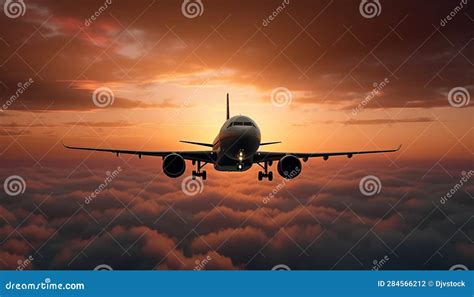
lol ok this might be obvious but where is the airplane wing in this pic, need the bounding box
[253,145,401,163]
[62,143,216,163]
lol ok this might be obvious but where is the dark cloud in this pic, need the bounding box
[0,0,472,111]
[0,80,173,111]
[0,161,472,270]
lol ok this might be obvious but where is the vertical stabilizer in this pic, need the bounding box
[226,93,230,120]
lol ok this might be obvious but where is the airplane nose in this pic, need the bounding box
[224,127,259,160]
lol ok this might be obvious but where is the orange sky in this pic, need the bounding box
[0,0,472,163]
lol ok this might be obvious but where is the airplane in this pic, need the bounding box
[64,94,401,181]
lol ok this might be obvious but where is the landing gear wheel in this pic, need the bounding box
[192,161,208,180]
[257,162,274,181]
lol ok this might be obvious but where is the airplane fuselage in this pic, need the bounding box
[212,115,261,171]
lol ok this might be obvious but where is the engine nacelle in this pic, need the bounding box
[277,155,302,179]
[163,153,186,178]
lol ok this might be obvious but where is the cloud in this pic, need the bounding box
[0,0,472,112]
[0,161,472,270]
[0,80,174,112]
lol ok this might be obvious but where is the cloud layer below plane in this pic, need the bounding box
[0,162,472,270]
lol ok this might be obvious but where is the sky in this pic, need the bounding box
[0,0,473,270]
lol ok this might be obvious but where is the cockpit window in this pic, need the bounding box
[227,121,255,128]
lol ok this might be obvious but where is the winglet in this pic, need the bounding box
[395,144,402,151]
[226,93,230,120]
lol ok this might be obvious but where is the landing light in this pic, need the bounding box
[238,164,242,169]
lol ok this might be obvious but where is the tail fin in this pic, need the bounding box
[226,93,230,120]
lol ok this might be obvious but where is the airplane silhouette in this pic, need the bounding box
[64,94,400,181]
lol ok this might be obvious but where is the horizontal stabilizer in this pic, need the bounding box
[260,141,282,146]
[180,140,214,147]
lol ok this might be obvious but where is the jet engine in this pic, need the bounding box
[277,155,302,179]
[163,153,186,178]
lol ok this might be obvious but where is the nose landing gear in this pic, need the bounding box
[192,160,207,180]
[257,161,273,181]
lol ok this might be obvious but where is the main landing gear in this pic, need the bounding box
[257,161,273,181]
[192,160,207,180]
